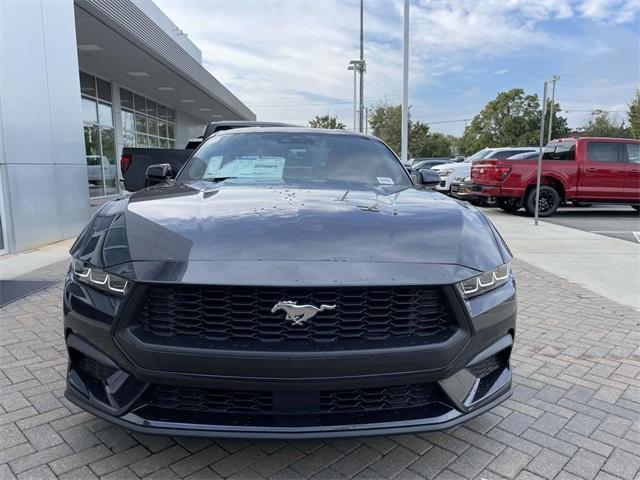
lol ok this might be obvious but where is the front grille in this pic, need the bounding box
[138,285,454,350]
[319,383,436,413]
[152,386,273,414]
[73,352,117,381]
[467,354,504,378]
[149,383,438,415]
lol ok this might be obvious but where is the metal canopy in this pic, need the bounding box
[74,1,255,122]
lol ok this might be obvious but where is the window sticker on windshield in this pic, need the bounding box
[211,156,286,179]
[377,177,394,185]
[203,156,223,178]
[252,157,285,178]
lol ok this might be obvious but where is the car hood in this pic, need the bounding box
[72,182,509,285]
[433,162,471,171]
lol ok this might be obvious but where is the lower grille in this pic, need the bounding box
[137,285,454,350]
[73,351,117,381]
[152,386,273,414]
[319,383,436,413]
[149,383,438,416]
[467,354,505,378]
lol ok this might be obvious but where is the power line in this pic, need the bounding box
[564,109,627,113]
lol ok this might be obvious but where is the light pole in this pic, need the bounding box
[359,0,365,133]
[534,81,548,226]
[401,0,409,163]
[547,75,560,143]
[348,60,364,132]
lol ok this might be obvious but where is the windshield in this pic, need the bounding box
[464,149,494,163]
[177,132,412,188]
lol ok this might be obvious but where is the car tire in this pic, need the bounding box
[497,198,521,213]
[524,186,560,217]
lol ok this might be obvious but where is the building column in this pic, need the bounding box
[0,0,90,253]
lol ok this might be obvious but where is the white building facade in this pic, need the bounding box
[0,0,254,255]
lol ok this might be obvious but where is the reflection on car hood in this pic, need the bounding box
[115,182,504,270]
[70,182,510,285]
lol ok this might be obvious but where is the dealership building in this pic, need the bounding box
[0,0,254,255]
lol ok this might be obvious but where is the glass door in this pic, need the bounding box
[80,72,118,198]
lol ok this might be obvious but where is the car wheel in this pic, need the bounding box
[497,198,521,213]
[524,186,560,217]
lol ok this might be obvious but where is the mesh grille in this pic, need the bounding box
[138,285,453,349]
[150,383,438,415]
[319,383,436,413]
[151,386,273,414]
[75,354,118,381]
[467,354,504,378]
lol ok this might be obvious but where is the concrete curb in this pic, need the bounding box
[483,208,640,311]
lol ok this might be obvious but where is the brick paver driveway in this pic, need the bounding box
[1,259,639,480]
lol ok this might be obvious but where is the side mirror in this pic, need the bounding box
[145,163,173,186]
[414,169,440,188]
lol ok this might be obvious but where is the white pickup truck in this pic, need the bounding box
[431,147,537,193]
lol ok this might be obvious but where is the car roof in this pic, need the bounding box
[508,150,540,158]
[207,120,296,127]
[213,126,381,139]
[487,146,537,151]
[550,137,639,143]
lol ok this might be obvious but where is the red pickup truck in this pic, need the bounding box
[471,137,640,216]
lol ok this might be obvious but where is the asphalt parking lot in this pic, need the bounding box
[537,205,639,244]
[1,259,639,480]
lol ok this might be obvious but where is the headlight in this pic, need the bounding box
[456,263,511,299]
[72,258,130,295]
[438,169,451,176]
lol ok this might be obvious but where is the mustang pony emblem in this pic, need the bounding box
[271,301,336,326]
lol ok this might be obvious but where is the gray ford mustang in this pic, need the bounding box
[63,127,516,438]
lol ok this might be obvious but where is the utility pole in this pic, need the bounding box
[534,81,548,226]
[547,75,559,143]
[348,61,358,132]
[358,0,365,133]
[401,0,409,163]
[365,107,369,134]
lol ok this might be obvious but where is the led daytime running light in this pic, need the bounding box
[458,263,510,299]
[72,259,129,295]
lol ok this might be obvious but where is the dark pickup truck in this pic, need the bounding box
[120,121,293,192]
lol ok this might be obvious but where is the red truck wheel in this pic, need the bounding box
[525,186,560,217]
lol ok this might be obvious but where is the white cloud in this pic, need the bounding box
[154,0,639,133]
[579,0,640,23]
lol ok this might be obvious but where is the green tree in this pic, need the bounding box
[369,103,453,157]
[411,131,453,157]
[628,89,640,139]
[458,88,568,155]
[369,103,403,153]
[582,110,628,138]
[308,115,345,130]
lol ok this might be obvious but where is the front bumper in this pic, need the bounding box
[63,274,516,438]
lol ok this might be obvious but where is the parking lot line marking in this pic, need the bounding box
[633,232,640,243]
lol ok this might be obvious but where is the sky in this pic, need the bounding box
[155,0,640,136]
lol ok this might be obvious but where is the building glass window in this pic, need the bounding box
[120,88,176,149]
[80,72,118,198]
